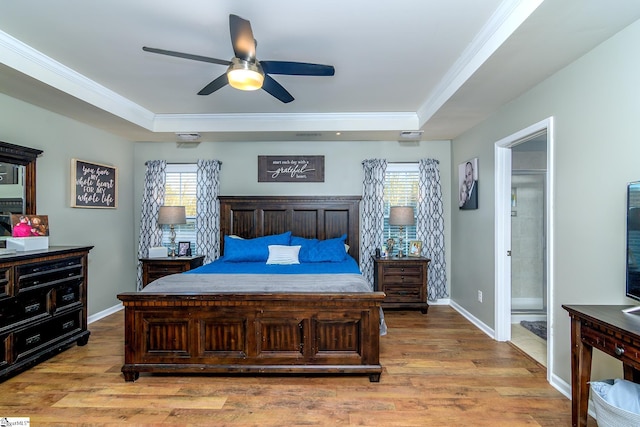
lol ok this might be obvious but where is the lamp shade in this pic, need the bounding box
[389,206,415,226]
[157,206,186,225]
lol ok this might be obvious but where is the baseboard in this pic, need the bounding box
[449,299,495,339]
[88,303,123,324]
[429,298,451,305]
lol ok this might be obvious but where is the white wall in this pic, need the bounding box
[451,18,640,385]
[0,94,136,315]
[133,139,453,294]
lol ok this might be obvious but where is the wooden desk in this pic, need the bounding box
[562,305,640,427]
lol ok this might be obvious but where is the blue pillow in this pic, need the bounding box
[306,234,347,262]
[291,236,319,262]
[224,232,291,262]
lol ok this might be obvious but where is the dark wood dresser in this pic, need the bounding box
[140,255,205,288]
[0,246,93,382]
[373,256,430,313]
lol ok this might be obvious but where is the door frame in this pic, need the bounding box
[494,117,554,381]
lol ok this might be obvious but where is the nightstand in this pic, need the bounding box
[372,256,430,313]
[139,255,205,288]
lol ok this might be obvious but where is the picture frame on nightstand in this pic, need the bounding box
[178,241,191,257]
[408,240,422,257]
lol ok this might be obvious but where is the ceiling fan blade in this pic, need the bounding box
[262,75,294,103]
[197,73,229,95]
[261,61,335,76]
[143,46,230,66]
[229,14,256,61]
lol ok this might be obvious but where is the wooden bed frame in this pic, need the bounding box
[117,196,384,382]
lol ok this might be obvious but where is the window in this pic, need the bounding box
[384,163,418,255]
[162,164,197,254]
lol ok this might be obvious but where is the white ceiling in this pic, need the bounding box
[0,0,639,143]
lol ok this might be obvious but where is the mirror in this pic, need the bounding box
[0,141,42,216]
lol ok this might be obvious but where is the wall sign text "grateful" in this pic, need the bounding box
[258,156,325,182]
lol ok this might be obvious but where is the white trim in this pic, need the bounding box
[494,143,512,342]
[88,303,123,324]
[494,116,555,384]
[449,300,495,339]
[417,0,544,125]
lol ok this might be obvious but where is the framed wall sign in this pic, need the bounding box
[71,159,118,208]
[258,155,325,182]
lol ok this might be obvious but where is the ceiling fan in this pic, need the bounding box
[142,14,335,103]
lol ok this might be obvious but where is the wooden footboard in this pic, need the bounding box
[117,292,384,382]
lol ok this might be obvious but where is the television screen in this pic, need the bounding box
[626,182,640,301]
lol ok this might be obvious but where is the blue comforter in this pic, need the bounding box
[184,254,362,275]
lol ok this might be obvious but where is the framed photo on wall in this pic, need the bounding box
[458,157,478,210]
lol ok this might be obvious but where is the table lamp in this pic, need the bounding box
[389,206,415,257]
[158,206,186,257]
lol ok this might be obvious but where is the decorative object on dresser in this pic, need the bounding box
[157,206,186,257]
[139,255,205,288]
[389,206,415,257]
[373,256,430,313]
[0,246,93,382]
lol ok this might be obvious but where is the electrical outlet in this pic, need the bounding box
[477,290,483,303]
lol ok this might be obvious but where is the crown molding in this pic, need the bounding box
[0,29,155,128]
[416,0,544,126]
[153,112,419,133]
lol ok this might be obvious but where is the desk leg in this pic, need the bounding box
[570,315,592,427]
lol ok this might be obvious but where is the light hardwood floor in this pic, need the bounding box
[0,306,595,426]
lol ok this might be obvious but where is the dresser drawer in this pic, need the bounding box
[581,321,640,363]
[147,263,187,276]
[383,284,423,303]
[16,257,83,291]
[12,310,83,362]
[0,267,11,299]
[54,281,82,312]
[382,266,423,284]
[0,287,50,330]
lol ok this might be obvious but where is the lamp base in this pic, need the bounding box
[397,250,405,258]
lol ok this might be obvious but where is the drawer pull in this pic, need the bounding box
[62,320,75,330]
[615,345,625,356]
[26,334,41,345]
[62,293,75,302]
[24,303,40,313]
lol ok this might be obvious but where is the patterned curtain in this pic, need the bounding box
[196,159,222,264]
[417,158,448,300]
[136,160,166,290]
[360,159,387,290]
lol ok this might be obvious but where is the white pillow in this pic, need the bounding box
[266,245,301,265]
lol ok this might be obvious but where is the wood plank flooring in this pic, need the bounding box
[0,306,595,426]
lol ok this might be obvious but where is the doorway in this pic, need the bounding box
[510,144,547,366]
[494,117,554,381]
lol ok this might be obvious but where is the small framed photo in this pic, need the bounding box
[178,241,191,257]
[408,240,422,257]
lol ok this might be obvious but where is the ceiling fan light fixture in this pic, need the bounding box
[227,58,264,91]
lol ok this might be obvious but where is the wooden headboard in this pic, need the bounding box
[219,196,361,263]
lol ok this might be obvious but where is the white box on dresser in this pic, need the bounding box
[6,236,49,251]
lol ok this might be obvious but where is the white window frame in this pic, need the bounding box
[162,164,197,255]
[383,163,419,256]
